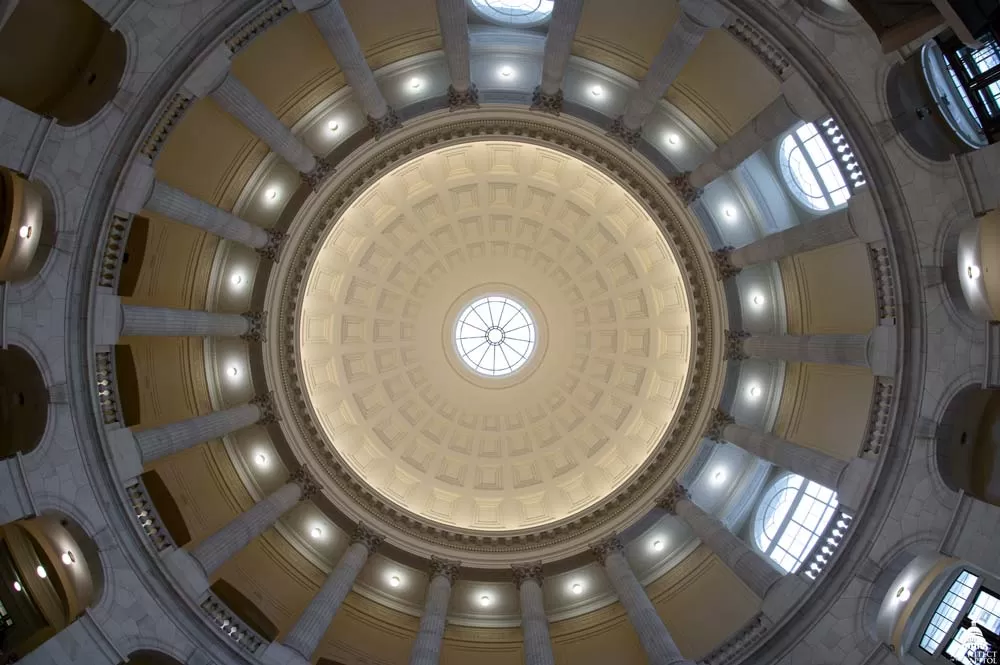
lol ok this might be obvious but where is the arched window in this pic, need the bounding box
[467,0,554,27]
[753,473,838,573]
[778,123,852,212]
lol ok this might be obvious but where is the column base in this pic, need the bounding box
[368,107,401,139]
[256,229,286,262]
[607,116,642,148]
[448,84,480,111]
[260,641,310,665]
[531,87,564,115]
[761,573,808,623]
[669,172,702,205]
[162,548,210,599]
[302,157,335,191]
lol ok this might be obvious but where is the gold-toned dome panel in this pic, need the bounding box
[299,140,692,532]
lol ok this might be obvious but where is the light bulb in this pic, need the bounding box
[896,586,911,602]
[409,77,422,89]
[723,207,736,219]
[752,294,764,306]
[968,265,982,280]
[590,85,603,97]
[652,539,664,551]
[12,581,21,592]
[327,120,339,132]
[18,225,32,239]
[748,385,760,398]
[666,133,680,146]
[254,452,268,468]
[500,66,513,78]
[36,566,47,579]
[390,575,401,588]
[229,366,239,377]
[61,551,76,566]
[571,583,583,595]
[311,527,323,539]
[713,469,726,484]
[231,273,243,286]
[266,188,279,201]
[480,595,491,606]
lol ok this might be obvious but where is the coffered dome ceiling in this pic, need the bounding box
[296,140,693,532]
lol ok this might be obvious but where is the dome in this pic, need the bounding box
[295,139,693,533]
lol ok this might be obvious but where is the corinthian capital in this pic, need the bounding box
[656,481,691,515]
[511,562,544,589]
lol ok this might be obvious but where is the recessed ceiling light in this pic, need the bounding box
[311,527,323,539]
[652,539,664,551]
[748,385,761,398]
[752,294,765,306]
[36,566,47,579]
[327,120,339,132]
[12,581,21,592]
[480,594,491,606]
[254,452,268,468]
[409,77,422,89]
[895,586,911,602]
[571,583,583,595]
[390,575,401,587]
[266,188,279,201]
[18,225,32,239]
[713,469,726,484]
[666,133,680,146]
[231,273,244,286]
[61,551,76,566]
[229,366,239,377]
[723,206,736,219]
[590,85,603,97]
[500,66,513,77]
[968,265,981,280]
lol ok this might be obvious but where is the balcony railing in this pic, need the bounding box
[95,351,122,426]
[802,510,854,581]
[200,594,267,655]
[817,117,867,193]
[126,480,175,552]
[97,213,132,291]
[700,613,768,665]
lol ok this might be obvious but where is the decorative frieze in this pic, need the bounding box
[531,87,564,115]
[725,16,792,81]
[240,311,267,343]
[705,409,735,441]
[225,0,294,55]
[511,562,545,588]
[250,392,279,425]
[861,379,894,455]
[589,535,624,566]
[368,108,402,139]
[448,84,480,111]
[350,523,385,554]
[139,92,194,160]
[724,330,751,361]
[429,556,462,585]
[655,481,691,515]
[608,116,642,148]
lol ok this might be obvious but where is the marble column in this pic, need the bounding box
[591,537,694,665]
[437,0,477,110]
[710,193,882,279]
[610,0,728,146]
[657,482,781,598]
[704,410,874,511]
[132,394,276,464]
[673,75,826,201]
[513,563,554,665]
[294,0,400,136]
[121,305,265,340]
[266,524,384,664]
[191,468,319,577]
[531,0,585,114]
[409,557,461,665]
[726,330,871,368]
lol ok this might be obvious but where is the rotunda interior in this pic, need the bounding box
[0,0,999,665]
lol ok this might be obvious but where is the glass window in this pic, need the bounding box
[778,122,852,212]
[752,473,839,574]
[936,34,1000,144]
[455,295,536,377]
[468,0,554,27]
[921,571,980,654]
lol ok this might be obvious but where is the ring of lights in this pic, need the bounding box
[266,109,728,563]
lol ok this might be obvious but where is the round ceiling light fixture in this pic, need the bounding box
[455,295,536,377]
[500,66,513,78]
[389,575,401,588]
[571,583,583,595]
[409,77,422,90]
[254,452,269,468]
[666,133,680,146]
[968,265,982,280]
[652,539,664,551]
[18,225,32,239]
[61,551,76,566]
[12,581,22,592]
[35,566,47,579]
[712,469,726,484]
[895,586,911,602]
[748,384,761,398]
[229,366,239,377]
[327,120,340,133]
[231,273,244,286]
[266,187,279,201]
[752,294,765,306]
[723,206,737,220]
[479,594,491,606]
[311,527,323,539]
[590,85,603,97]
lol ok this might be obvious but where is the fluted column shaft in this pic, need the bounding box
[437,0,472,92]
[211,73,317,174]
[120,305,250,338]
[621,0,727,130]
[673,497,780,598]
[539,0,584,96]
[191,480,303,576]
[742,333,870,367]
[305,0,390,120]
[721,422,846,490]
[514,566,554,665]
[729,207,854,268]
[596,544,693,665]
[147,180,269,248]
[409,569,456,665]
[284,540,372,658]
[133,403,261,463]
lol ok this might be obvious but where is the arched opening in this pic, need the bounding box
[936,386,1000,506]
[776,122,853,213]
[0,168,55,285]
[125,650,184,665]
[0,0,126,126]
[0,345,48,459]
[752,472,839,574]
[0,514,101,662]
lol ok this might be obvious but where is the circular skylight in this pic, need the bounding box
[455,295,536,377]
[468,0,554,27]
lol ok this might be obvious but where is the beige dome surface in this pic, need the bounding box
[298,140,692,532]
